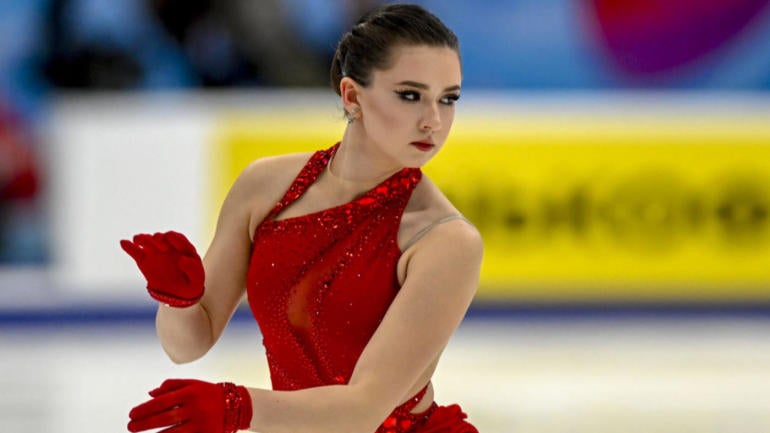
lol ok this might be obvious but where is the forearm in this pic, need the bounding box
[247,384,387,433]
[155,302,215,363]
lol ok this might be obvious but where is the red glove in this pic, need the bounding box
[120,231,205,307]
[128,379,252,433]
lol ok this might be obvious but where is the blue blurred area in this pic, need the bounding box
[1,0,769,265]
[426,0,770,89]
[2,0,770,112]
[3,0,770,105]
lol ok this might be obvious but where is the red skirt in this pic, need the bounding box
[376,401,478,433]
[415,404,479,433]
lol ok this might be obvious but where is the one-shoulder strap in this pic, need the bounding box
[265,144,338,221]
[402,214,471,252]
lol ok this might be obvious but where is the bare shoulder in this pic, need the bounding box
[413,212,483,260]
[400,174,480,247]
[226,151,312,209]
[222,151,315,237]
[397,174,483,282]
[396,174,483,288]
[236,151,314,189]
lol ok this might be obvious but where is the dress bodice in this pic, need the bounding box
[246,143,422,390]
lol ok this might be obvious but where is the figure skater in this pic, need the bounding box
[121,4,482,432]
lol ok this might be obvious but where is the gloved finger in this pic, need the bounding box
[147,288,195,307]
[178,256,205,286]
[149,379,194,397]
[120,240,145,262]
[164,231,198,256]
[128,391,187,421]
[151,232,171,253]
[133,234,159,254]
[128,406,188,433]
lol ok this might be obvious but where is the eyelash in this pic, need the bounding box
[395,90,461,105]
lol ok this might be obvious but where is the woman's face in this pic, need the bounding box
[356,44,462,168]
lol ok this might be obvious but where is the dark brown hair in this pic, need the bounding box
[330,3,460,95]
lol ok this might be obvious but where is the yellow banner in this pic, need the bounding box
[213,109,770,302]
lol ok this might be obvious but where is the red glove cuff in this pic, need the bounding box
[220,382,252,433]
[148,286,202,308]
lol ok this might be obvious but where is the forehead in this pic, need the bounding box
[373,45,462,87]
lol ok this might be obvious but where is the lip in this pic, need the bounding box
[410,139,435,151]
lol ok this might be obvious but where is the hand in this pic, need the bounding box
[128,379,252,433]
[120,231,205,307]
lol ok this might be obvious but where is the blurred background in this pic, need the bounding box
[1,0,770,432]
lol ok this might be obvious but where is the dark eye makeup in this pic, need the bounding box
[395,90,460,105]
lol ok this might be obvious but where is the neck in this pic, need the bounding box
[328,127,403,186]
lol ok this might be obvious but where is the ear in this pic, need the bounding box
[339,77,362,114]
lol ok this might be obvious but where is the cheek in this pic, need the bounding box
[444,109,456,128]
[366,99,414,131]
[439,108,456,137]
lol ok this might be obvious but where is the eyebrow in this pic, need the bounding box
[396,80,461,92]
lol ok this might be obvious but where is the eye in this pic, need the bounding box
[440,94,461,105]
[395,90,420,102]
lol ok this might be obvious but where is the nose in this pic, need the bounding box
[420,102,442,132]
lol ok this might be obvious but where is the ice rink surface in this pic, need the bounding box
[2,313,770,433]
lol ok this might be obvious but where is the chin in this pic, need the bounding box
[405,153,437,169]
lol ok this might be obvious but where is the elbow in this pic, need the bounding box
[162,344,209,365]
[352,412,393,433]
[340,385,396,433]
[330,417,384,433]
[167,353,196,365]
[155,305,216,364]
[355,419,388,433]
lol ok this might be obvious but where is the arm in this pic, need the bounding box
[245,219,483,433]
[127,219,482,433]
[155,162,261,363]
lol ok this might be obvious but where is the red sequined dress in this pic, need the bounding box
[247,144,478,433]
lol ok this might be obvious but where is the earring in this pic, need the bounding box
[346,107,360,124]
